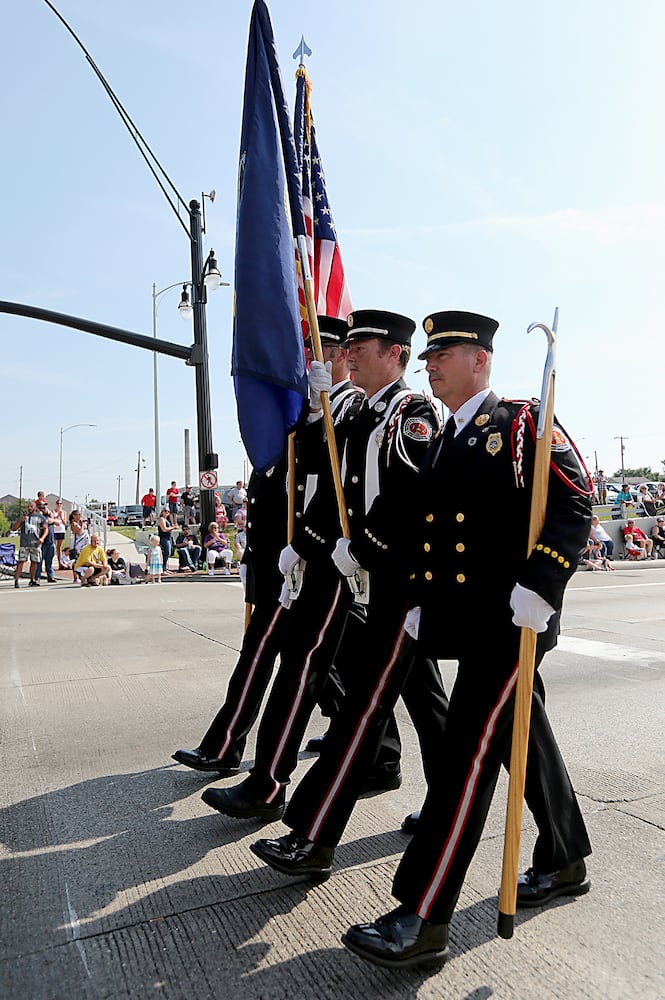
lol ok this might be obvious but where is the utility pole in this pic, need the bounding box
[116,475,122,508]
[134,450,146,504]
[614,436,628,481]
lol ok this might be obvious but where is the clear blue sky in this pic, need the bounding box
[2,1,663,505]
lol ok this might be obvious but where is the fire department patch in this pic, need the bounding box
[404,418,434,442]
[486,432,503,456]
[551,428,571,452]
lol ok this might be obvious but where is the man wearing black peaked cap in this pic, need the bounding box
[341,310,594,968]
[173,316,361,790]
[251,309,449,876]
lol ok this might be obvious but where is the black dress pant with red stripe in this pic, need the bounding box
[246,563,352,798]
[283,580,449,848]
[392,623,591,925]
[198,601,288,767]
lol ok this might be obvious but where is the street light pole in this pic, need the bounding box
[151,282,162,511]
[152,280,188,512]
[59,423,97,501]
[189,199,218,530]
[615,435,629,481]
[135,450,146,504]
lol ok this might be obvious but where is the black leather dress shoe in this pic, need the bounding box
[201,782,285,822]
[516,860,590,908]
[250,831,334,882]
[171,747,240,776]
[400,810,421,835]
[304,735,325,753]
[358,768,402,798]
[342,906,449,968]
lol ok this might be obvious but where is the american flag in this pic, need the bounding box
[294,68,352,336]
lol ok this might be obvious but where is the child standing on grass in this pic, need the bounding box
[147,535,163,583]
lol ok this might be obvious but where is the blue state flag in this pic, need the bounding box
[232,1,307,475]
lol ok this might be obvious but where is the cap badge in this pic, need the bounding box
[475,414,490,427]
[348,315,354,328]
[424,318,434,333]
[486,432,502,456]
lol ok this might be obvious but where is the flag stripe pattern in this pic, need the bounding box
[294,67,352,338]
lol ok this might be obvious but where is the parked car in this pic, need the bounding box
[116,504,143,526]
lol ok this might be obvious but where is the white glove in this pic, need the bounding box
[404,607,421,640]
[278,581,293,609]
[332,537,361,577]
[510,583,555,634]
[308,360,333,410]
[278,544,301,576]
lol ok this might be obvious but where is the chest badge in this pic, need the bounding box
[475,413,490,427]
[486,432,503,456]
[468,436,477,446]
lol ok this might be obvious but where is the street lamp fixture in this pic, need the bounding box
[177,284,193,320]
[203,250,223,292]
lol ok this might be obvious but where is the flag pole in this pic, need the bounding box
[297,236,350,537]
[497,308,557,939]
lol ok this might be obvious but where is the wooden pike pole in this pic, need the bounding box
[497,309,558,939]
[295,234,350,538]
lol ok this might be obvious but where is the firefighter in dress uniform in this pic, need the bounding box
[251,309,450,878]
[171,456,289,776]
[341,310,593,969]
[172,317,369,791]
[198,318,367,819]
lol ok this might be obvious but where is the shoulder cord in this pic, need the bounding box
[510,402,594,497]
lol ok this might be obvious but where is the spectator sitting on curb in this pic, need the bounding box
[175,525,202,573]
[203,521,233,576]
[75,533,112,586]
[623,533,646,560]
[581,533,614,571]
[622,519,653,558]
[650,516,665,558]
[590,514,614,559]
[106,547,146,584]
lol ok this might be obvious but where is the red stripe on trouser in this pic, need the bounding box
[307,620,409,842]
[265,583,343,803]
[215,605,284,760]
[417,661,519,919]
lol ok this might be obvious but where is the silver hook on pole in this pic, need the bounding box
[527,307,558,438]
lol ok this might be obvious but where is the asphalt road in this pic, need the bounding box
[1,545,664,999]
